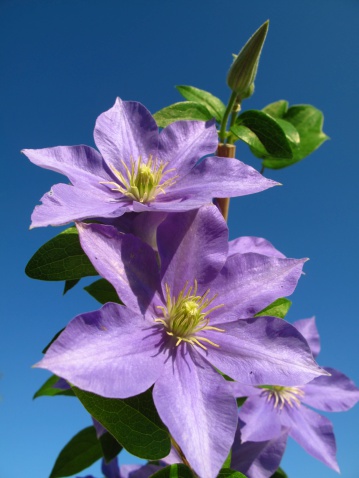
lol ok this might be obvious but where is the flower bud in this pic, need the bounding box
[227,20,269,99]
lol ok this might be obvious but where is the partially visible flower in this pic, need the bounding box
[232,317,359,472]
[77,456,161,478]
[23,98,277,228]
[36,206,325,478]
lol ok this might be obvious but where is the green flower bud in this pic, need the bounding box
[227,20,269,100]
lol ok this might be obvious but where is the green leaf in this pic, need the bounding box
[25,227,98,281]
[254,298,292,319]
[222,450,232,469]
[153,101,213,128]
[176,85,226,122]
[236,396,247,407]
[73,387,171,460]
[49,426,103,478]
[63,279,80,295]
[33,374,74,399]
[231,110,293,159]
[99,432,122,463]
[218,469,248,478]
[262,100,288,118]
[270,467,288,478]
[262,104,328,169]
[151,464,194,477]
[84,278,122,305]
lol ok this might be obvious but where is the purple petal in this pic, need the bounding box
[153,348,237,478]
[35,303,165,398]
[199,317,327,386]
[77,223,162,315]
[22,145,113,188]
[94,98,159,171]
[209,254,307,322]
[302,367,359,412]
[102,457,120,478]
[158,120,218,176]
[170,157,279,198]
[284,406,339,472]
[31,184,127,228]
[131,197,213,213]
[157,206,228,297]
[119,464,163,478]
[228,236,285,259]
[293,317,320,357]
[231,427,288,478]
[238,395,283,442]
[92,418,107,438]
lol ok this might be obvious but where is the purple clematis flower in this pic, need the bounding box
[232,317,359,473]
[22,98,277,228]
[36,205,325,478]
[77,456,162,478]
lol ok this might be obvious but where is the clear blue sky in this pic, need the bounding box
[1,0,358,477]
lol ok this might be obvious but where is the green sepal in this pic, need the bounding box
[231,110,293,159]
[73,387,171,460]
[270,467,288,478]
[84,278,123,305]
[151,464,194,477]
[25,227,98,281]
[49,426,103,478]
[99,431,122,464]
[33,374,74,399]
[176,85,226,122]
[217,469,248,477]
[254,298,292,319]
[63,279,80,295]
[153,101,213,128]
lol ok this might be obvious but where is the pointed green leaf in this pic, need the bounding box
[153,102,213,128]
[232,110,293,159]
[49,426,103,478]
[151,464,194,477]
[221,450,232,469]
[84,278,122,305]
[63,279,80,295]
[33,374,74,399]
[262,100,288,118]
[73,387,171,460]
[99,432,122,464]
[25,227,98,281]
[218,469,248,478]
[270,467,288,478]
[254,298,292,319]
[176,85,226,122]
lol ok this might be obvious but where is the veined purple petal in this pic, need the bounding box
[31,184,128,228]
[238,395,283,442]
[283,406,340,472]
[22,145,113,188]
[153,348,237,478]
[35,303,166,398]
[170,157,279,198]
[131,197,212,213]
[94,98,159,171]
[198,317,327,386]
[302,367,359,412]
[231,427,288,478]
[209,254,307,322]
[119,464,163,478]
[228,236,285,259]
[77,223,162,315]
[158,119,218,175]
[293,317,320,357]
[157,206,228,296]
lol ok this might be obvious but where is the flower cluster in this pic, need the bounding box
[27,98,358,478]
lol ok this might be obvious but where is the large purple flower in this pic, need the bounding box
[36,206,325,478]
[23,98,277,228]
[232,317,359,473]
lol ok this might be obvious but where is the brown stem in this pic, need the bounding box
[171,437,198,476]
[214,143,237,222]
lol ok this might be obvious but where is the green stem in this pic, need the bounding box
[219,91,238,142]
[260,164,266,175]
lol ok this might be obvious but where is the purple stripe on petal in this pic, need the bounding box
[94,98,159,171]
[293,317,321,357]
[302,367,359,412]
[35,303,166,398]
[228,236,285,259]
[199,317,327,386]
[153,347,237,478]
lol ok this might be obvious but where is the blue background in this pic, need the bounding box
[1,0,358,477]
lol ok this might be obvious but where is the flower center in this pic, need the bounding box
[260,385,304,410]
[101,155,178,203]
[154,281,224,350]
